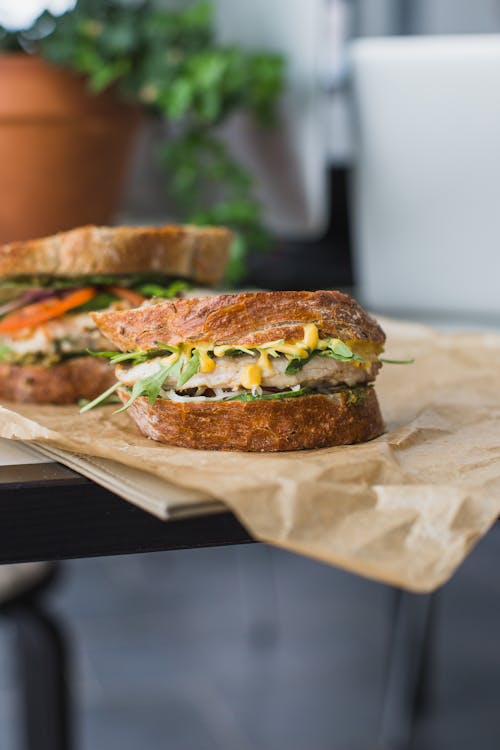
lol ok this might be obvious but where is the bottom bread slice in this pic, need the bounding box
[119,386,384,452]
[0,356,115,404]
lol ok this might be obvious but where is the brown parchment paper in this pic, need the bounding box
[1,317,500,593]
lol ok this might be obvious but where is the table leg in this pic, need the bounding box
[379,588,437,749]
[12,602,73,750]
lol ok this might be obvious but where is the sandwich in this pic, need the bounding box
[0,224,231,403]
[87,290,386,451]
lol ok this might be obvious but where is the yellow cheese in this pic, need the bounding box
[259,340,309,358]
[197,346,216,373]
[240,364,262,389]
[302,323,318,351]
[257,349,274,373]
[181,342,194,359]
[164,351,180,367]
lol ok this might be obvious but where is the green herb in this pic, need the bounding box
[0,273,191,290]
[229,387,311,402]
[285,352,316,375]
[89,345,179,366]
[72,291,118,313]
[219,346,256,357]
[78,394,120,408]
[115,356,184,413]
[285,341,366,374]
[380,358,415,365]
[0,345,11,361]
[322,340,365,363]
[177,350,201,388]
[134,280,191,298]
[79,382,122,413]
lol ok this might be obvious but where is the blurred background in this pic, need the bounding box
[1,1,500,748]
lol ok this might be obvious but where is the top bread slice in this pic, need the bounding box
[92,290,386,351]
[0,224,232,285]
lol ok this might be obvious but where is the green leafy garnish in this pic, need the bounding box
[285,341,366,374]
[380,358,415,365]
[115,356,184,413]
[72,291,118,313]
[285,352,315,375]
[133,280,191,298]
[88,345,179,366]
[229,387,311,402]
[322,340,365,363]
[79,382,122,413]
[217,346,256,357]
[0,345,11,361]
[177,350,201,388]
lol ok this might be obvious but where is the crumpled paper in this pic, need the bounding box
[1,317,500,593]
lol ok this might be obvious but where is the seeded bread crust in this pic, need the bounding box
[93,290,386,351]
[0,356,115,404]
[0,224,232,285]
[119,386,384,452]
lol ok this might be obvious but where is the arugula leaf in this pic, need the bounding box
[215,346,256,357]
[79,382,122,413]
[320,349,365,363]
[88,345,179,366]
[114,356,184,413]
[285,352,316,374]
[177,350,201,388]
[134,280,191,298]
[229,387,311,402]
[72,291,118,313]
[329,341,352,358]
[380,358,415,365]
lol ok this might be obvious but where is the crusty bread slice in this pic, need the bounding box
[118,385,384,451]
[0,224,232,285]
[0,356,115,404]
[93,290,386,351]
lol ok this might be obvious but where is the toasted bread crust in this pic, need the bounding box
[0,356,115,404]
[0,224,232,285]
[119,386,384,451]
[93,290,385,351]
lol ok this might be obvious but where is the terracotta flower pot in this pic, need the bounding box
[0,54,142,244]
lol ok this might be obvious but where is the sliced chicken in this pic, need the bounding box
[117,352,380,392]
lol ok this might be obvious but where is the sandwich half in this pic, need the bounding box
[0,224,231,403]
[89,290,386,451]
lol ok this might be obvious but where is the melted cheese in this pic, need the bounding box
[196,344,216,373]
[240,364,262,389]
[302,323,319,351]
[141,324,380,391]
[257,349,273,373]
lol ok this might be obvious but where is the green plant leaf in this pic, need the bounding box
[177,350,201,388]
[229,387,311,402]
[79,382,122,413]
[285,352,316,375]
[114,355,183,412]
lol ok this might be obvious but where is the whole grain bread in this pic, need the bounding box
[0,224,232,285]
[0,356,115,404]
[93,290,386,351]
[118,385,384,451]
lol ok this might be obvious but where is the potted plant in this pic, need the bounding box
[0,0,284,279]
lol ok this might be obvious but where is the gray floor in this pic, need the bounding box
[1,523,500,750]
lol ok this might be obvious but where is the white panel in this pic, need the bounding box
[214,0,328,236]
[351,35,500,314]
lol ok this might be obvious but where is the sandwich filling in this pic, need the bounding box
[0,276,190,366]
[83,323,384,412]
